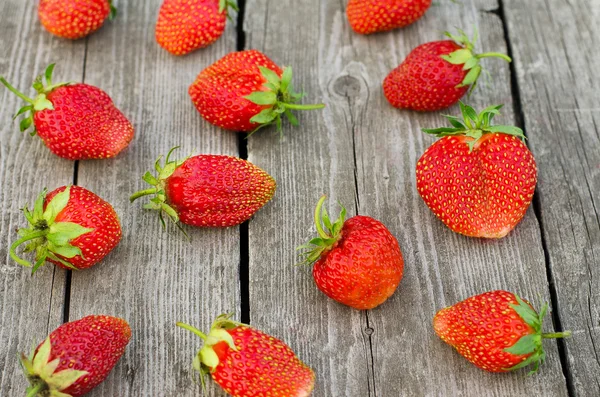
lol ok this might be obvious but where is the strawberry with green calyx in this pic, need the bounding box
[298,196,404,310]
[383,29,512,112]
[177,314,315,396]
[10,186,122,274]
[0,64,134,160]
[130,148,276,229]
[21,315,131,397]
[39,0,116,40]
[417,102,536,238]
[434,290,571,374]
[189,50,325,134]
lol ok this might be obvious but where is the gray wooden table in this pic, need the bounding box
[1,0,598,396]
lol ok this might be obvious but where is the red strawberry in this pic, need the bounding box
[434,290,571,373]
[10,185,122,274]
[39,0,116,40]
[21,315,131,396]
[156,0,238,55]
[189,50,325,133]
[177,314,315,396]
[383,30,511,111]
[0,64,134,160]
[416,102,537,238]
[130,149,276,229]
[298,196,404,310]
[347,0,432,34]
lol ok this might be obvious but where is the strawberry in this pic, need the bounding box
[383,30,511,111]
[177,314,315,396]
[434,290,571,373]
[416,102,537,238]
[0,64,134,160]
[347,0,432,34]
[298,196,404,310]
[130,149,276,229]
[21,315,131,397]
[188,50,325,133]
[10,186,122,274]
[156,0,238,55]
[38,0,116,40]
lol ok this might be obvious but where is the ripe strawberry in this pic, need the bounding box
[130,149,276,229]
[0,64,134,160]
[347,0,432,34]
[39,0,116,40]
[189,50,325,133]
[10,185,122,274]
[21,315,131,396]
[156,0,238,55]
[177,314,315,396]
[298,196,404,310]
[383,30,511,111]
[417,102,537,238]
[434,290,571,373]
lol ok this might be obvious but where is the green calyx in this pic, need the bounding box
[422,101,526,152]
[0,64,70,136]
[503,295,571,375]
[441,29,511,94]
[218,0,239,21]
[176,314,242,389]
[21,337,88,397]
[244,66,325,136]
[297,195,346,266]
[10,186,94,275]
[108,0,117,20]
[129,147,187,231]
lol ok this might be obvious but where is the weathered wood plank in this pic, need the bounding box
[247,0,569,395]
[51,1,240,395]
[503,0,600,394]
[0,1,85,395]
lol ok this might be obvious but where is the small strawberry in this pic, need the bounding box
[0,64,134,160]
[10,186,122,274]
[434,290,571,373]
[156,0,238,55]
[189,50,325,133]
[177,314,315,396]
[130,148,276,229]
[416,102,537,238]
[21,315,131,397]
[383,30,511,111]
[298,196,404,310]
[347,0,432,34]
[39,0,117,40]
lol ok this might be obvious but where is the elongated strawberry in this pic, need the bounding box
[21,315,131,397]
[0,64,134,160]
[177,314,315,396]
[156,0,238,55]
[130,148,276,229]
[383,30,511,111]
[189,50,325,133]
[347,0,432,34]
[39,0,116,40]
[10,186,122,274]
[416,102,537,238]
[298,196,404,310]
[434,290,571,373]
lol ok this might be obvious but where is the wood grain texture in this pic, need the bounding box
[47,1,241,396]
[246,0,569,395]
[503,0,600,395]
[0,1,85,395]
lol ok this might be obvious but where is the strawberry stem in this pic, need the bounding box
[9,229,49,267]
[282,103,326,111]
[542,331,572,339]
[477,52,512,62]
[177,322,208,340]
[314,195,331,240]
[129,188,158,203]
[26,382,46,397]
[0,77,35,104]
